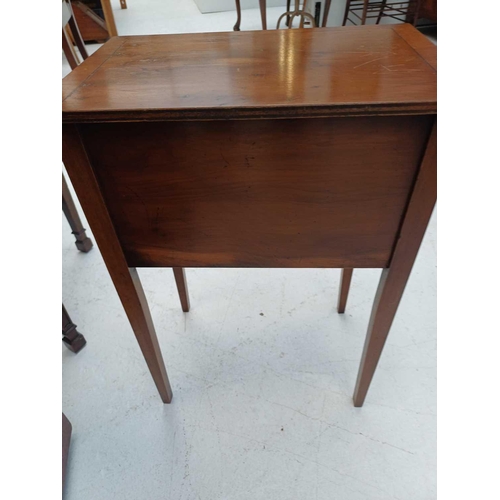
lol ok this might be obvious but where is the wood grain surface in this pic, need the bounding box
[79,114,433,268]
[62,25,437,123]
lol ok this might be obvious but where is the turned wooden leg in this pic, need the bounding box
[173,267,190,312]
[62,304,87,353]
[353,124,436,407]
[322,0,332,26]
[337,268,353,314]
[259,0,267,29]
[120,0,127,9]
[234,0,242,31]
[63,124,173,403]
[62,174,93,252]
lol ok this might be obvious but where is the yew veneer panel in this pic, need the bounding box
[80,114,433,268]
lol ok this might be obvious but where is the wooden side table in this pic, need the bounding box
[62,25,436,407]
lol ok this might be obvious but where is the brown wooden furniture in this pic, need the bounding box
[340,0,420,26]
[62,25,436,407]
[413,0,436,24]
[62,305,87,353]
[63,4,93,251]
[277,0,316,28]
[234,0,267,30]
[62,413,72,490]
[63,174,93,252]
[62,0,88,69]
[72,1,109,43]
[72,0,125,42]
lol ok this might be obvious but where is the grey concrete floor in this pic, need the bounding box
[63,2,436,498]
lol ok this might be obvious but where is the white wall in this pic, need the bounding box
[194,0,284,14]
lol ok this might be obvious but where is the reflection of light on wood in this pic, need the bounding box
[278,31,296,101]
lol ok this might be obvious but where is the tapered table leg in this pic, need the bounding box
[337,268,353,313]
[173,267,190,312]
[63,124,173,403]
[353,124,436,407]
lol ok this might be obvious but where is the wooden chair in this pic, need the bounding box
[341,0,421,26]
[234,0,267,31]
[62,304,87,353]
[277,0,316,28]
[62,0,88,70]
[63,174,93,252]
[63,3,93,252]
[62,2,187,326]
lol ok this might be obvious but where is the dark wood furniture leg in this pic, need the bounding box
[376,0,387,23]
[259,0,267,29]
[68,16,88,60]
[322,0,332,26]
[62,125,173,403]
[337,268,353,314]
[342,0,351,25]
[353,124,436,407]
[62,304,87,353]
[63,174,93,252]
[234,0,241,31]
[173,267,190,312]
[62,30,78,70]
[62,413,72,490]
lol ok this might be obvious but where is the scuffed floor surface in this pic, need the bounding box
[63,2,436,498]
[63,196,436,500]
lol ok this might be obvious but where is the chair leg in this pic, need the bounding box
[234,0,242,30]
[62,174,93,252]
[68,16,88,60]
[62,29,78,70]
[259,0,267,29]
[322,0,332,27]
[62,304,87,353]
[337,268,353,314]
[361,0,369,24]
[342,0,351,25]
[376,0,387,24]
[120,0,127,8]
[173,268,190,312]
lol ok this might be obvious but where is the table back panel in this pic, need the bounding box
[79,114,433,268]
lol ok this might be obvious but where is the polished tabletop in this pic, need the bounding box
[62,24,436,123]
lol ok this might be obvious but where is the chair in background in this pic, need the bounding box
[62,0,88,69]
[277,0,316,28]
[62,305,87,353]
[341,0,421,26]
[234,0,267,30]
[63,174,93,252]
